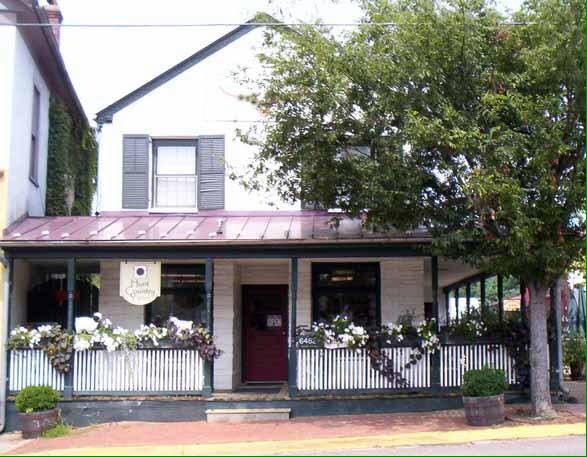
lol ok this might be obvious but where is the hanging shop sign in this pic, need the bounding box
[119,261,161,305]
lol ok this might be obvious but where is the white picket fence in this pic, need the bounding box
[9,350,65,392]
[297,347,431,391]
[297,342,517,392]
[440,343,517,387]
[9,349,204,394]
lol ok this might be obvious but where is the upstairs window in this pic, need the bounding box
[29,86,41,185]
[153,139,197,208]
[312,263,380,327]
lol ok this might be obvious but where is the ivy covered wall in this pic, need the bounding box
[46,97,97,216]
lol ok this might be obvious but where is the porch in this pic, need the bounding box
[4,254,519,399]
[0,212,528,407]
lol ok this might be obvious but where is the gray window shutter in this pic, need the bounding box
[122,135,149,209]
[198,135,225,210]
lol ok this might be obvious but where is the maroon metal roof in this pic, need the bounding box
[0,211,430,246]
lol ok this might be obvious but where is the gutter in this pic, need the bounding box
[0,237,434,249]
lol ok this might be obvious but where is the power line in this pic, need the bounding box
[0,21,532,28]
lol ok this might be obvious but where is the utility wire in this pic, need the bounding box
[0,21,532,28]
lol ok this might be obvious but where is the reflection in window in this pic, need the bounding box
[312,263,379,327]
[145,265,205,326]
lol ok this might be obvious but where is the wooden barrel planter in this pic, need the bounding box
[462,394,505,426]
[18,408,60,439]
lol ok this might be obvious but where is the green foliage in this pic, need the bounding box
[43,332,74,374]
[46,97,97,216]
[41,422,71,438]
[240,0,585,287]
[462,367,507,397]
[563,335,586,379]
[15,386,60,414]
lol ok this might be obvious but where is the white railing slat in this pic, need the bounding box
[9,349,204,395]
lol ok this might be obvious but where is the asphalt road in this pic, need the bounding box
[287,435,587,456]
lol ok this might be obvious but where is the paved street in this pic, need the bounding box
[298,435,586,456]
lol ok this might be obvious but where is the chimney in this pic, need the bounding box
[44,0,63,46]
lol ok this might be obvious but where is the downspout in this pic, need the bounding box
[94,123,103,215]
[0,256,12,433]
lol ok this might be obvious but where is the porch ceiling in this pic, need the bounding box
[0,211,431,248]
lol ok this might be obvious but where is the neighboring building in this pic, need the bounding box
[0,0,89,428]
[0,18,528,428]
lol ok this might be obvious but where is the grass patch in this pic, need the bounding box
[41,422,72,438]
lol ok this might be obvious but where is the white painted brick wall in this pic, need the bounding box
[99,261,144,329]
[296,259,313,329]
[381,258,425,324]
[213,260,236,390]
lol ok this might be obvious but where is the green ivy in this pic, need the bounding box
[46,97,97,216]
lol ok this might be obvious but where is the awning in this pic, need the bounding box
[0,211,430,248]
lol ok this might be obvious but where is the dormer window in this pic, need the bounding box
[153,139,197,208]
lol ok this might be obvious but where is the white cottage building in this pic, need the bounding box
[0,18,523,427]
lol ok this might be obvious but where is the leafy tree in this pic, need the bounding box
[240,0,585,416]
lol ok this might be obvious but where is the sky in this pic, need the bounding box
[53,0,524,125]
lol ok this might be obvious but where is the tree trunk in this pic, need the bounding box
[527,280,556,417]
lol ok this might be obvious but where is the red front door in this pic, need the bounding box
[243,285,288,383]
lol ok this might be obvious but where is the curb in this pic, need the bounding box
[17,422,587,456]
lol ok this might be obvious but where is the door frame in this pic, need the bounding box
[241,284,289,384]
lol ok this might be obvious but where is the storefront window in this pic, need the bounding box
[312,263,380,327]
[145,265,205,326]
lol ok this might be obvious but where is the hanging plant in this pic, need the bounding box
[9,315,223,375]
[9,325,73,373]
[299,316,440,388]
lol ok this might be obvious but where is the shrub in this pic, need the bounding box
[563,335,586,380]
[42,422,71,438]
[15,386,60,414]
[461,367,507,397]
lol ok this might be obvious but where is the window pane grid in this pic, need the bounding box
[154,143,197,208]
[155,176,197,207]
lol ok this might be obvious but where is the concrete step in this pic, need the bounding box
[205,408,291,423]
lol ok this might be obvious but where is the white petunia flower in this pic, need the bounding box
[75,317,98,333]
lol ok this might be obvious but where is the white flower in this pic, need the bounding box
[101,335,118,352]
[37,324,53,336]
[75,317,98,333]
[73,336,91,351]
[169,317,193,332]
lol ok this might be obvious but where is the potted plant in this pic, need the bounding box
[564,335,586,381]
[15,386,61,438]
[461,367,507,426]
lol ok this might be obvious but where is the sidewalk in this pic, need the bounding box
[4,404,585,456]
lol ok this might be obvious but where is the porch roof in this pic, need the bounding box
[0,211,430,248]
